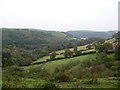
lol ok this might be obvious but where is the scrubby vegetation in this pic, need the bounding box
[2,29,120,89]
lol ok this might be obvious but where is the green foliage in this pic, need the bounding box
[73,46,77,55]
[81,78,100,85]
[64,49,73,58]
[49,51,56,60]
[2,46,33,67]
[41,82,59,89]
[115,43,120,61]
[28,66,50,79]
[96,53,110,63]
[81,59,94,67]
[3,66,26,78]
[73,46,82,56]
[33,46,49,58]
[53,71,72,82]
[2,50,13,67]
[69,65,91,79]
[95,42,112,53]
[17,58,32,66]
[90,64,106,75]
[2,28,80,51]
[86,44,92,50]
[75,50,82,56]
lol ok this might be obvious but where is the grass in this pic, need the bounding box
[56,78,118,88]
[3,77,118,88]
[105,38,115,43]
[25,54,96,73]
[54,45,87,55]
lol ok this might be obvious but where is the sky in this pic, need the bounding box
[0,0,120,31]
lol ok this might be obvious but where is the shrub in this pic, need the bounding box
[115,43,120,61]
[17,57,32,66]
[2,76,27,88]
[57,61,80,72]
[54,72,71,82]
[64,49,73,58]
[96,53,110,63]
[69,65,91,79]
[74,50,82,56]
[3,66,26,77]
[86,44,92,50]
[41,82,59,90]
[49,51,56,60]
[90,64,106,75]
[81,78,100,85]
[102,69,113,77]
[81,59,94,67]
[111,66,118,71]
[28,66,50,79]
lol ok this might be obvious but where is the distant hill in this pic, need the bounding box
[67,30,117,39]
[2,28,114,51]
[2,28,76,50]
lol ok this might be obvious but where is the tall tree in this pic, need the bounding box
[49,51,56,60]
[115,43,120,61]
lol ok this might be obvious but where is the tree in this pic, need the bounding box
[74,46,77,52]
[64,48,73,58]
[2,50,13,67]
[115,43,120,61]
[64,48,69,58]
[103,43,112,53]
[49,51,56,60]
[86,44,92,50]
[74,46,77,55]
[95,44,105,53]
[68,50,73,58]
[95,42,112,53]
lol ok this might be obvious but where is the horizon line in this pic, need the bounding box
[1,27,118,32]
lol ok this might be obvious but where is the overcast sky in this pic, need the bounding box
[0,0,119,31]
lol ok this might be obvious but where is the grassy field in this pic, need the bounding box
[3,77,118,88]
[33,45,94,64]
[40,54,96,73]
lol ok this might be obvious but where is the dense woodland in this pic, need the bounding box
[1,29,120,88]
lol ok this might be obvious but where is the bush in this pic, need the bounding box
[41,82,59,90]
[111,66,118,71]
[74,50,82,56]
[115,43,120,61]
[86,44,92,50]
[54,72,71,82]
[90,64,106,75]
[17,57,32,66]
[3,66,26,77]
[102,69,113,77]
[28,66,50,79]
[2,76,27,88]
[69,65,91,79]
[81,59,94,67]
[81,78,100,84]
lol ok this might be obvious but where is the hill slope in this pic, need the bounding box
[2,28,75,50]
[67,30,117,39]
